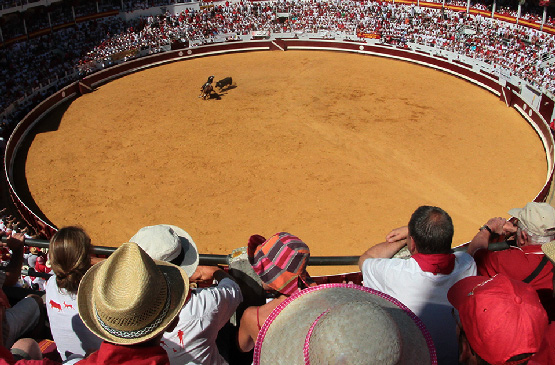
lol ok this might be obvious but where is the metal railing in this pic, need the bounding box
[5,237,511,267]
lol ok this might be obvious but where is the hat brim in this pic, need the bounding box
[542,240,555,263]
[255,284,435,364]
[77,257,189,345]
[447,275,491,310]
[165,225,199,277]
[507,207,522,219]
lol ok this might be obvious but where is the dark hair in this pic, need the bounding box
[50,226,92,294]
[408,206,453,254]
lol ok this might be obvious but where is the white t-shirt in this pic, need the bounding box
[362,251,477,365]
[45,275,102,361]
[161,277,243,365]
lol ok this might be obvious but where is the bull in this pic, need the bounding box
[215,77,233,91]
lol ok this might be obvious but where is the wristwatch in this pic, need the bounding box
[479,225,493,234]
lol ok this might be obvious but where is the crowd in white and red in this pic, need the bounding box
[1,0,555,132]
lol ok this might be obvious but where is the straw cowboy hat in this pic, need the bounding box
[254,283,436,365]
[77,242,189,345]
[130,224,199,277]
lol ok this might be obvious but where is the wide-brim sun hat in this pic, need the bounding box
[130,224,199,277]
[77,242,189,345]
[254,283,436,365]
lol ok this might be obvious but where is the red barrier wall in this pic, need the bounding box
[5,40,554,240]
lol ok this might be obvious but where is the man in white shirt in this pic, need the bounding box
[130,224,243,365]
[359,205,476,365]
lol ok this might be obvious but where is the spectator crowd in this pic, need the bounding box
[2,2,555,362]
[1,0,555,137]
[0,202,553,363]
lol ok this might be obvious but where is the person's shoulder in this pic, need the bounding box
[478,246,525,261]
[182,288,222,312]
[363,256,418,273]
[454,250,477,262]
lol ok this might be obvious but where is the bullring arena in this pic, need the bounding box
[2,0,555,362]
[7,41,554,274]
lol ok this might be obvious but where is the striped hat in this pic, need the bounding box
[248,232,312,296]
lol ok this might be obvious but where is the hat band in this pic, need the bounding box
[303,309,331,364]
[94,272,172,339]
[169,246,185,267]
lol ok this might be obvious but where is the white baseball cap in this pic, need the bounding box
[130,224,199,277]
[508,202,555,237]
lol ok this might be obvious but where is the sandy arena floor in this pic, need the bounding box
[20,51,547,274]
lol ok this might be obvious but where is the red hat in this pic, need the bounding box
[448,274,548,365]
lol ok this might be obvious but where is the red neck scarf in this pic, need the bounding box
[411,253,456,275]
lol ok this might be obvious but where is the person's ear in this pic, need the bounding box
[458,333,476,364]
[518,230,529,247]
[407,236,417,254]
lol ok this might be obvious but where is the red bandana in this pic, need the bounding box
[411,253,456,275]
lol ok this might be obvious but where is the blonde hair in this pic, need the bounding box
[49,226,92,294]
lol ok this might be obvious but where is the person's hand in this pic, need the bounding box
[189,266,221,283]
[4,231,25,251]
[502,220,518,235]
[484,217,507,235]
[386,226,408,243]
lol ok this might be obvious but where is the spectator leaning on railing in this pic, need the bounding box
[359,205,477,365]
[237,232,315,354]
[129,224,242,365]
[466,202,555,320]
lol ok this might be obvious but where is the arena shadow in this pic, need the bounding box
[10,99,73,228]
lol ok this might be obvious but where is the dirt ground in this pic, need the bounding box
[21,50,547,275]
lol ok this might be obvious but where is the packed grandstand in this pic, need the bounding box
[1,0,555,363]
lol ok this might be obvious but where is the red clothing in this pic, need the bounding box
[474,246,555,319]
[0,289,10,310]
[411,253,456,275]
[529,323,555,364]
[474,245,553,291]
[474,246,553,291]
[76,342,170,365]
[33,263,50,274]
[0,345,60,365]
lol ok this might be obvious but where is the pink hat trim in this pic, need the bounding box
[253,283,437,365]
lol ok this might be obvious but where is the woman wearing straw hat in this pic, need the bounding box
[237,232,315,353]
[44,227,102,361]
[74,242,189,365]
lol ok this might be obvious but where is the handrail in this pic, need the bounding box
[6,237,511,267]
[10,237,360,266]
